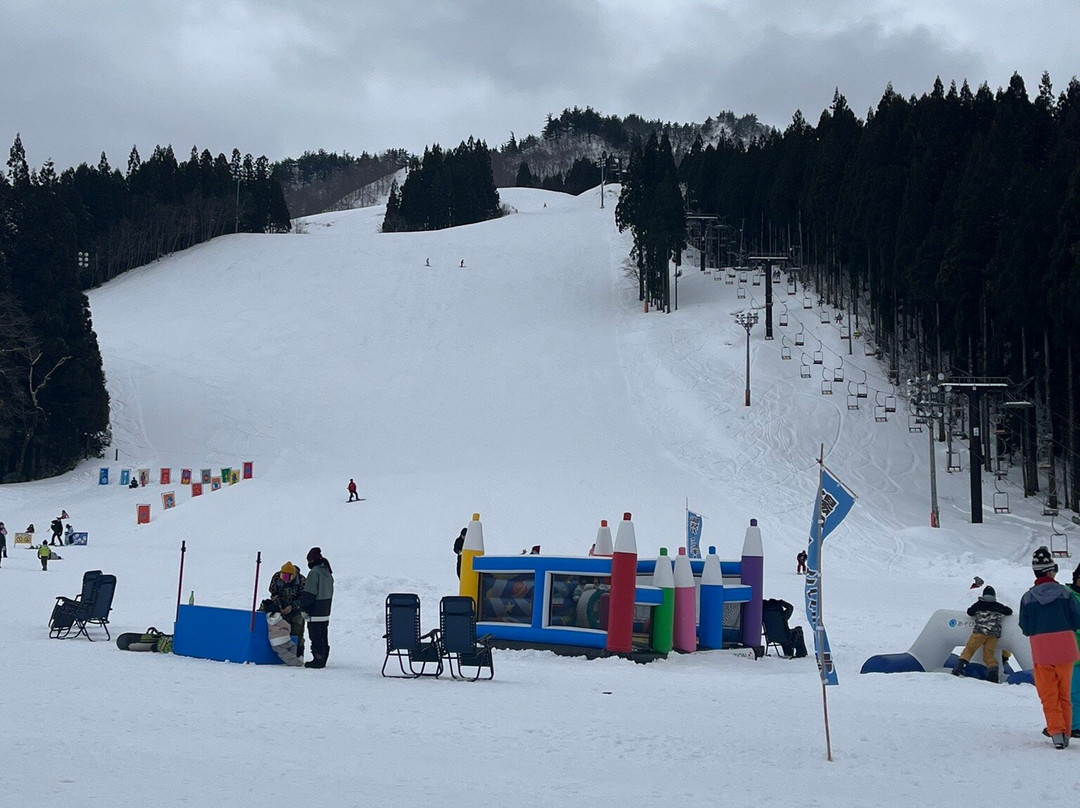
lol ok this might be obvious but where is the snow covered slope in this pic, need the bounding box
[2,184,1075,807]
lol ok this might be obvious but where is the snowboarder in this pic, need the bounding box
[1019,547,1080,749]
[796,549,808,574]
[300,547,334,668]
[952,585,1013,682]
[347,478,359,502]
[269,562,307,657]
[453,527,467,578]
[50,517,63,546]
[261,600,303,667]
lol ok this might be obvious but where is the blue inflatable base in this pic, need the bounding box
[173,604,282,664]
[860,652,924,674]
[861,651,1031,685]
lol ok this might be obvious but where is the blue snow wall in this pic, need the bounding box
[173,604,282,664]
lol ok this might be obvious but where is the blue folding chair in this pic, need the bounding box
[439,596,494,681]
[381,593,442,678]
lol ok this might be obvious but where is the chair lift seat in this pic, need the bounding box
[382,593,442,678]
[439,596,494,681]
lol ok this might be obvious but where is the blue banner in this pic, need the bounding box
[98,468,109,485]
[686,511,702,559]
[804,467,855,686]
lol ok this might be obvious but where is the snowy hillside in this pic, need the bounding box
[2,184,1077,807]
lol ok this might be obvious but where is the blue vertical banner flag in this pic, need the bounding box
[804,465,856,687]
[686,511,703,559]
[98,468,109,485]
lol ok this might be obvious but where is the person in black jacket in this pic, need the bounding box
[763,598,808,658]
[300,547,334,669]
[453,527,467,578]
[50,517,63,546]
[952,585,1013,682]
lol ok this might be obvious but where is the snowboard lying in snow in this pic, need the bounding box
[116,627,173,653]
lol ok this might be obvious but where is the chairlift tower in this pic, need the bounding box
[943,377,1011,524]
[735,311,759,406]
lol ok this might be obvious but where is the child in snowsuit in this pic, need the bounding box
[38,542,52,570]
[953,585,1012,682]
[1019,546,1080,749]
[261,600,303,667]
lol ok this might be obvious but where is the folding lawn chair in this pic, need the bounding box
[49,570,102,639]
[439,596,494,681]
[381,593,442,678]
[71,574,116,641]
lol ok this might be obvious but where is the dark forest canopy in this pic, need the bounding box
[0,136,291,481]
[672,72,1080,509]
[382,138,501,232]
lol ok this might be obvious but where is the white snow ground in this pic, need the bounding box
[2,185,1078,807]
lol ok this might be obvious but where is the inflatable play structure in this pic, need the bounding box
[457,512,765,659]
[860,608,1034,684]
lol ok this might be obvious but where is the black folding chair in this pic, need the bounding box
[439,596,494,681]
[49,570,102,639]
[381,593,442,678]
[72,574,117,641]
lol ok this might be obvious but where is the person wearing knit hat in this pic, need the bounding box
[1070,563,1080,739]
[300,547,334,668]
[952,585,1013,683]
[1019,546,1080,749]
[269,561,307,658]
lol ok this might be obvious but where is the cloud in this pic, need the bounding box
[0,1,1075,172]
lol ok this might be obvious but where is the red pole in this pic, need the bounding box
[249,551,262,631]
[175,540,187,624]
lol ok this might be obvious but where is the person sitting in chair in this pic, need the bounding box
[763,598,808,658]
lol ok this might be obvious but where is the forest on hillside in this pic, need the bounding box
[0,136,291,481]
[665,73,1080,512]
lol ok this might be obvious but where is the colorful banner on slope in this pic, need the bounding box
[686,510,703,559]
[804,466,856,687]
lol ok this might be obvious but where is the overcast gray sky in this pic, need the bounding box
[2,1,1076,171]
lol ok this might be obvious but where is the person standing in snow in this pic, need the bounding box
[796,549,808,574]
[952,585,1012,683]
[300,547,334,669]
[50,517,62,546]
[347,478,359,502]
[1019,546,1080,749]
[38,541,52,570]
[453,527,467,578]
[1070,563,1080,740]
[64,524,73,545]
[0,521,7,561]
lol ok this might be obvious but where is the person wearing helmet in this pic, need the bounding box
[1020,547,1080,749]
